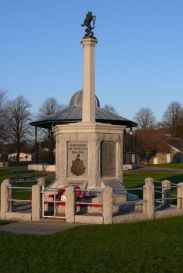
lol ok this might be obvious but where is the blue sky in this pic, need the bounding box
[0,0,183,121]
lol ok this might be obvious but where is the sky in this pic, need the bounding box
[0,0,183,122]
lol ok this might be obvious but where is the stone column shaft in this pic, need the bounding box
[32,184,41,221]
[177,182,183,209]
[65,186,75,223]
[81,38,97,123]
[0,179,11,220]
[162,180,171,205]
[143,178,154,219]
[103,187,113,224]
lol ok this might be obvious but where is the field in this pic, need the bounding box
[0,217,183,273]
[0,164,183,273]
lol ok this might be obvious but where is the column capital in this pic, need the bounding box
[81,38,98,47]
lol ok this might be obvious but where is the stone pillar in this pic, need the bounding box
[65,186,75,223]
[88,139,100,188]
[1,179,11,220]
[32,184,41,221]
[143,178,154,219]
[162,180,171,205]
[103,187,113,224]
[177,182,183,209]
[116,139,123,180]
[81,38,97,123]
[37,177,45,187]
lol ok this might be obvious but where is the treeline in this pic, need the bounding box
[127,103,183,163]
[0,89,65,162]
[0,89,183,163]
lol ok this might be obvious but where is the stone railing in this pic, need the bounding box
[1,178,183,224]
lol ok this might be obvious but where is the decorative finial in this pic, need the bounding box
[81,11,96,39]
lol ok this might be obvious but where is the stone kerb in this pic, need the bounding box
[65,186,75,223]
[103,186,113,224]
[177,182,183,209]
[143,178,154,219]
[1,179,11,220]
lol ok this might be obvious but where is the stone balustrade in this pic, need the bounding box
[1,178,183,224]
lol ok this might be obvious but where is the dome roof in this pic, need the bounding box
[30,90,137,129]
[70,90,100,107]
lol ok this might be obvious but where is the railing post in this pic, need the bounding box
[162,180,171,205]
[103,187,113,224]
[65,186,75,223]
[1,179,11,220]
[32,184,41,221]
[37,177,45,187]
[177,182,183,209]
[143,178,154,219]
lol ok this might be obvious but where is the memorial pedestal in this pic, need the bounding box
[54,122,124,190]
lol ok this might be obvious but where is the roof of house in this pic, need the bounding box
[30,90,137,129]
[167,138,183,152]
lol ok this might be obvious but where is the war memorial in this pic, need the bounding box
[1,12,183,224]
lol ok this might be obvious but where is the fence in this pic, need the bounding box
[42,186,66,219]
[0,170,35,184]
[1,178,183,224]
[0,179,43,221]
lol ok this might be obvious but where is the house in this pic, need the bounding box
[8,152,32,162]
[151,138,183,164]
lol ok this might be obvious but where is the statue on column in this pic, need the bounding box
[81,11,96,39]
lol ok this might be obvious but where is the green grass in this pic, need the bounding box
[124,172,183,188]
[0,217,183,272]
[147,163,183,169]
[0,221,11,226]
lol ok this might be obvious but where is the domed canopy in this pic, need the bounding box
[69,90,100,107]
[30,90,137,129]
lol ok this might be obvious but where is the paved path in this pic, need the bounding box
[0,221,81,235]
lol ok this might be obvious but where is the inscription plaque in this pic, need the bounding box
[68,142,88,177]
[101,142,116,177]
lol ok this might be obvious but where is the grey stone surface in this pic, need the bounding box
[101,180,126,193]
[101,142,116,177]
[0,221,81,235]
[75,215,103,224]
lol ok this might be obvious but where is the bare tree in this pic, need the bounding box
[134,107,156,129]
[6,96,32,162]
[37,97,64,143]
[38,97,64,118]
[102,104,118,114]
[162,101,183,137]
[134,128,169,163]
[0,89,8,143]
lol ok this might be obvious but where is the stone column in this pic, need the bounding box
[32,184,41,221]
[143,178,154,219]
[162,180,171,205]
[65,186,75,223]
[1,179,11,220]
[116,139,123,180]
[103,187,113,224]
[177,182,183,209]
[37,177,45,187]
[88,138,100,188]
[81,38,97,123]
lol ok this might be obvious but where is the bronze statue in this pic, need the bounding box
[81,11,96,38]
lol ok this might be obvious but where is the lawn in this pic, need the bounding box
[124,171,183,188]
[147,163,183,169]
[1,166,183,272]
[0,217,183,273]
